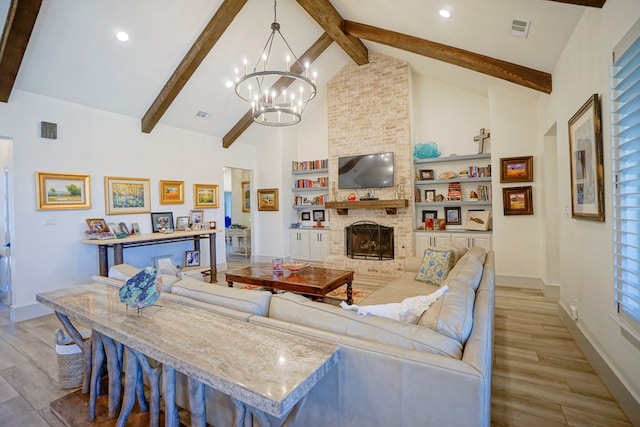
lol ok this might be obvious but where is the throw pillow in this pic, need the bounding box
[415,248,454,285]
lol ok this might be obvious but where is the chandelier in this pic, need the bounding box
[234,0,317,126]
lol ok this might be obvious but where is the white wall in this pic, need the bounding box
[0,90,257,320]
[538,0,640,403]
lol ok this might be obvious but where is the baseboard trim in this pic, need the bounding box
[559,303,640,426]
[495,274,560,298]
[10,303,52,322]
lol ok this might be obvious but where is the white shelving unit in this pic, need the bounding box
[291,159,329,212]
[413,153,493,254]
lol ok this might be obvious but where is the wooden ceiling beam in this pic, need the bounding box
[344,21,552,94]
[0,0,42,103]
[546,0,606,7]
[296,0,368,65]
[141,0,247,134]
[223,32,334,148]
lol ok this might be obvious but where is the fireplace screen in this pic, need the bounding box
[345,221,394,260]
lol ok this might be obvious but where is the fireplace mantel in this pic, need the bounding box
[325,199,409,215]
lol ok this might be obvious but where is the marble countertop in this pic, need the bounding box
[37,284,339,417]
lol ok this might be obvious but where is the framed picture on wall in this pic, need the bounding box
[257,188,279,211]
[568,93,605,222]
[241,181,251,212]
[104,176,151,215]
[159,180,184,204]
[500,156,533,183]
[502,186,533,215]
[36,172,91,210]
[194,184,219,209]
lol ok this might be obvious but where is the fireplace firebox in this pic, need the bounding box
[345,221,394,260]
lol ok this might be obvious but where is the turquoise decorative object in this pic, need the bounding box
[413,142,441,159]
[119,267,161,308]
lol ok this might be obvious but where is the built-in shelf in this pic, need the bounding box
[291,167,328,175]
[414,153,491,164]
[325,199,409,215]
[292,187,329,192]
[415,201,493,207]
[415,177,492,185]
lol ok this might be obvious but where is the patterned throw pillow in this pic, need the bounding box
[415,248,455,285]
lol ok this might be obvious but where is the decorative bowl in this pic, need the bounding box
[282,262,309,273]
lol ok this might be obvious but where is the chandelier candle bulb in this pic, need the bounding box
[243,59,247,75]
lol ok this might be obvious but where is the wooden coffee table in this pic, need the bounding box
[226,264,355,305]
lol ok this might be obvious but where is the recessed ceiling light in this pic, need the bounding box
[116,31,129,42]
[439,9,451,18]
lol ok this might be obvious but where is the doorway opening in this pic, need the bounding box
[0,137,12,307]
[223,167,252,265]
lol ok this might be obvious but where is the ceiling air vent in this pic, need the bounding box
[195,110,211,120]
[510,19,531,39]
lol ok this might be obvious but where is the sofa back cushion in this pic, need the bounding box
[171,278,271,316]
[269,292,463,359]
[417,256,484,343]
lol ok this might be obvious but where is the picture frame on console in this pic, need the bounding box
[86,218,109,232]
[176,216,189,231]
[131,223,141,235]
[184,250,200,267]
[36,172,91,210]
[568,93,605,222]
[150,212,174,232]
[189,209,204,225]
[104,176,151,215]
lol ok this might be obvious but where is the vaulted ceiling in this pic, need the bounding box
[1,0,603,146]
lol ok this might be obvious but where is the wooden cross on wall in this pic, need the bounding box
[473,128,490,154]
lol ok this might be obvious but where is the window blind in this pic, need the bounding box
[612,24,640,324]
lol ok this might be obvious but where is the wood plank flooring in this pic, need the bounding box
[0,272,634,425]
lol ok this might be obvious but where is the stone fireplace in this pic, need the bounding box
[345,221,394,260]
[323,53,413,276]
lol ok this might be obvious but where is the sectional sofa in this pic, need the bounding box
[92,246,494,427]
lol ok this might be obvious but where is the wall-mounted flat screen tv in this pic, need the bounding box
[338,152,395,189]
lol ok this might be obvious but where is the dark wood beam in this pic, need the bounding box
[546,0,606,7]
[141,0,247,134]
[296,0,368,65]
[223,32,333,148]
[0,0,42,102]
[344,21,552,94]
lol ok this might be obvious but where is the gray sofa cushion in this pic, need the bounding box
[418,255,484,343]
[171,278,271,316]
[269,292,463,359]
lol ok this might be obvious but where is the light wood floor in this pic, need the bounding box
[0,271,634,426]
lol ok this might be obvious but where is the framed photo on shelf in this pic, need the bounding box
[444,206,462,225]
[118,222,130,235]
[107,222,119,235]
[568,93,605,222]
[36,172,91,210]
[153,255,174,272]
[313,209,325,221]
[189,209,204,224]
[464,210,491,231]
[257,188,279,211]
[86,218,109,232]
[104,176,151,215]
[419,169,434,180]
[150,212,174,232]
[159,180,184,204]
[500,156,533,183]
[184,250,200,267]
[502,186,533,215]
[241,181,251,212]
[301,212,311,221]
[194,184,219,209]
[175,216,190,231]
[131,223,141,235]
[424,189,436,202]
[421,210,438,221]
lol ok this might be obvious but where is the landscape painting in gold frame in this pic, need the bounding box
[257,188,279,211]
[194,184,219,209]
[36,172,91,210]
[160,180,184,204]
[242,181,250,212]
[104,176,151,215]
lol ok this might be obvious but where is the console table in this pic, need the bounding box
[37,283,339,426]
[81,229,218,283]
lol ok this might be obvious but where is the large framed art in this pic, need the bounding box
[568,94,605,222]
[36,172,91,210]
[104,176,151,215]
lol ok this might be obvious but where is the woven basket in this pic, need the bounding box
[54,328,86,389]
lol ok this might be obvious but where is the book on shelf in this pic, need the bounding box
[447,182,462,201]
[293,193,329,206]
[467,164,491,178]
[292,159,328,172]
[293,177,328,189]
